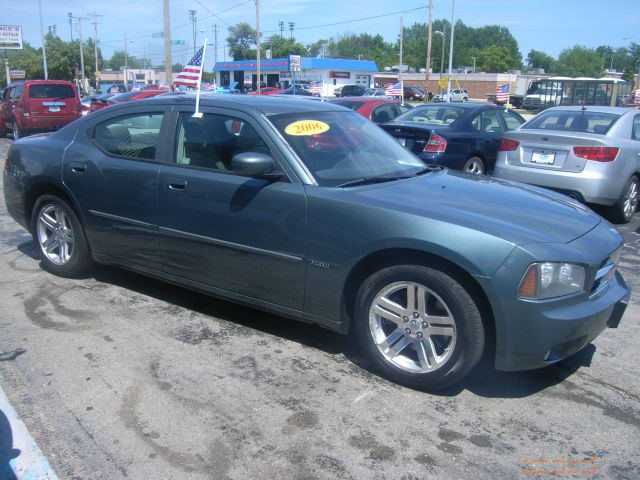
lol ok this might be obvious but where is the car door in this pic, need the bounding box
[62,107,169,268]
[157,108,307,313]
[470,108,503,167]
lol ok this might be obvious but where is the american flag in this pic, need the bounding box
[495,83,510,102]
[384,81,403,96]
[633,89,640,105]
[173,46,205,88]
[309,80,323,95]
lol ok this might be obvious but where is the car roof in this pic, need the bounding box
[121,93,348,115]
[414,101,489,110]
[543,105,634,115]
[330,97,398,104]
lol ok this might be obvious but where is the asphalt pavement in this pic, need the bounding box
[0,136,638,480]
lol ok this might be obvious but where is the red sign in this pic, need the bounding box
[330,71,350,79]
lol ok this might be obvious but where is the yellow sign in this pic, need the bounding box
[439,76,448,89]
[284,120,330,136]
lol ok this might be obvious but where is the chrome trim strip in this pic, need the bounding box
[158,226,303,263]
[89,210,156,229]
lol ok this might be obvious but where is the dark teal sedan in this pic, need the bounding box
[3,94,630,390]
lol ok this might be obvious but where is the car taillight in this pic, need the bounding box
[498,138,520,151]
[424,133,447,153]
[573,146,619,162]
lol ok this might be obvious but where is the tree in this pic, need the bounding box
[307,39,330,58]
[478,45,512,73]
[526,49,555,73]
[264,35,307,58]
[327,33,396,69]
[555,45,605,77]
[227,22,256,60]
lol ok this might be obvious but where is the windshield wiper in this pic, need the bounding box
[336,176,406,188]
[413,165,444,176]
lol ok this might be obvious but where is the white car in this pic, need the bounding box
[433,89,469,102]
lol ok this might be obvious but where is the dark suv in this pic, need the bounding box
[1,80,81,140]
[339,84,367,97]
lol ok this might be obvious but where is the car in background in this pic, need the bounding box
[433,88,469,102]
[3,94,629,391]
[281,85,316,96]
[404,85,425,101]
[1,80,81,140]
[81,94,104,116]
[329,97,412,123]
[89,90,166,114]
[108,83,128,94]
[494,106,640,223]
[362,88,388,97]
[379,102,525,174]
[248,87,284,95]
[338,84,368,97]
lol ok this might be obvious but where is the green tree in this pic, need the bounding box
[264,35,307,58]
[306,39,330,58]
[555,45,605,77]
[107,50,140,70]
[478,44,512,73]
[227,22,256,60]
[327,33,396,69]
[526,49,555,73]
[4,42,43,80]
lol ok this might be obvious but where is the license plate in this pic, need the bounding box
[48,106,61,112]
[396,137,406,146]
[531,151,555,164]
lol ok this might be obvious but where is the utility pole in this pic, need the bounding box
[39,0,48,80]
[213,25,219,85]
[446,0,456,101]
[189,9,197,55]
[68,12,73,41]
[163,0,172,86]
[425,0,433,98]
[288,22,295,39]
[73,15,88,94]
[88,12,103,92]
[278,21,284,38]
[256,0,261,94]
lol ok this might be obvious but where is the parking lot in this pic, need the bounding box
[0,135,638,479]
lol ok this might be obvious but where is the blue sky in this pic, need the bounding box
[5,0,640,70]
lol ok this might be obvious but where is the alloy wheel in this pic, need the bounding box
[36,204,75,265]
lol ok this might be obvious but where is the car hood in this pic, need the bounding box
[344,169,601,246]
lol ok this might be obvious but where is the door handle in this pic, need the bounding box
[167,178,187,191]
[71,163,87,173]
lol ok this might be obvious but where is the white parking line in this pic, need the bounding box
[0,384,60,480]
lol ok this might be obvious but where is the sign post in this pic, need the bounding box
[1,25,23,87]
[289,54,301,94]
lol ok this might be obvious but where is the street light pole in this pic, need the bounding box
[38,0,48,80]
[446,0,455,101]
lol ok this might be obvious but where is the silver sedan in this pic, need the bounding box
[494,106,640,223]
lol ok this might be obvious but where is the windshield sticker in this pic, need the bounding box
[285,120,330,136]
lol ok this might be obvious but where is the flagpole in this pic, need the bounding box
[193,39,208,118]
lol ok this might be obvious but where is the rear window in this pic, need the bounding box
[331,100,364,111]
[28,84,76,99]
[525,110,620,134]
[396,105,464,125]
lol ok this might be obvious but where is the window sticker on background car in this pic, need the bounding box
[284,120,330,136]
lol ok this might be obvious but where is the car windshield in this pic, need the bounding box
[394,105,464,125]
[524,110,620,134]
[28,84,75,99]
[269,111,425,187]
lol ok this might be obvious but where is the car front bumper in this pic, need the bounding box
[479,220,631,371]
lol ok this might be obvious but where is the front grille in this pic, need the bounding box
[590,248,622,297]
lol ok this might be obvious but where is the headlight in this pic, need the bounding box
[518,262,585,300]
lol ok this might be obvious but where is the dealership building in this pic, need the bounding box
[213,57,378,95]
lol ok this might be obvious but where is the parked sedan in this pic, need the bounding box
[380,102,526,174]
[494,106,640,223]
[433,89,469,102]
[404,85,425,101]
[4,95,629,390]
[89,90,166,114]
[329,97,412,123]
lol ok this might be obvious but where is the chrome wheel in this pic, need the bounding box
[623,177,638,220]
[463,157,484,175]
[36,204,75,265]
[369,281,457,373]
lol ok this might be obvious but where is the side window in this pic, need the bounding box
[481,110,502,133]
[14,85,23,99]
[633,115,640,141]
[470,113,481,131]
[501,110,525,131]
[371,104,396,123]
[174,112,271,171]
[93,113,164,160]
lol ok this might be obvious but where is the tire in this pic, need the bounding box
[354,265,485,390]
[12,121,23,140]
[463,156,485,175]
[462,97,468,102]
[31,195,93,277]
[608,176,639,224]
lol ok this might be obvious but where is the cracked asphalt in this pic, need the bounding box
[0,136,638,479]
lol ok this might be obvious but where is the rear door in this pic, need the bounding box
[62,107,169,268]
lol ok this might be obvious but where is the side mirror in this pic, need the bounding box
[231,151,277,177]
